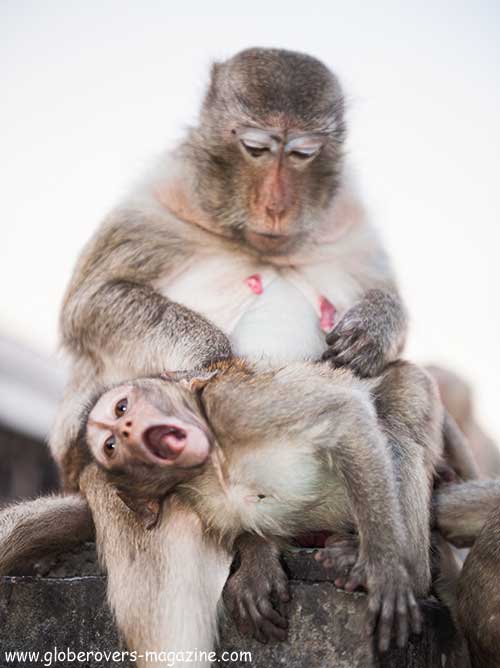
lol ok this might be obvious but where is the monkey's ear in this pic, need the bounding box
[161,369,219,393]
[116,491,162,530]
[180,370,219,393]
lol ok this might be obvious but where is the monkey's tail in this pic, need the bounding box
[434,479,500,548]
[442,411,480,481]
[0,494,94,575]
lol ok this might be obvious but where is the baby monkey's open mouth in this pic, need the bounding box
[143,425,187,461]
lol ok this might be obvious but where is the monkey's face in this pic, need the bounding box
[233,127,339,254]
[86,379,211,474]
[84,378,213,528]
[194,48,346,256]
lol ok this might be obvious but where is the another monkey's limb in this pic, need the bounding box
[323,289,407,377]
[434,479,500,548]
[80,465,232,668]
[442,412,480,482]
[0,494,94,575]
[222,534,289,643]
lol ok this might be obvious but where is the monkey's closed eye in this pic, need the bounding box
[289,149,316,161]
[240,140,270,158]
[114,398,128,417]
[104,435,117,458]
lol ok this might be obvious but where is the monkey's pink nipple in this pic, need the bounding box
[245,274,263,295]
[143,425,187,461]
[319,296,336,332]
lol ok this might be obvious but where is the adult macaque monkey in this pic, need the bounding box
[42,46,444,663]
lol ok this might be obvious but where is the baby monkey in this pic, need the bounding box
[82,357,443,652]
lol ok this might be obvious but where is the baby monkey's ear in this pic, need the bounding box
[116,491,162,530]
[160,369,219,393]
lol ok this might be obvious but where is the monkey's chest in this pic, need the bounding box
[158,255,353,366]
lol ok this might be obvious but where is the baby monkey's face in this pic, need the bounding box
[86,379,212,473]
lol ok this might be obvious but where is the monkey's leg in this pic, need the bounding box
[322,289,407,377]
[0,494,93,575]
[222,534,290,643]
[80,465,232,668]
[456,500,500,668]
[312,389,421,652]
[441,411,480,482]
[372,361,443,596]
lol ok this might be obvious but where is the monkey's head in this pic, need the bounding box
[190,47,346,255]
[84,374,215,528]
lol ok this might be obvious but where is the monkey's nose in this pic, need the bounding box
[265,205,287,221]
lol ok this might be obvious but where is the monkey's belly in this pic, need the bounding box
[231,278,326,365]
[198,446,351,540]
[158,255,328,366]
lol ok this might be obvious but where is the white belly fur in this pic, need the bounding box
[195,438,349,539]
[156,250,360,366]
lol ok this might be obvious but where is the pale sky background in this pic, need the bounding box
[1,1,499,440]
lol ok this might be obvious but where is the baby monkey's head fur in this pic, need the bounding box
[82,372,217,528]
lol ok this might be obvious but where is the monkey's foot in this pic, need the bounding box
[356,559,421,653]
[223,551,290,644]
[314,534,359,584]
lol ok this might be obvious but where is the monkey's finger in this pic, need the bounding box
[334,576,347,588]
[407,591,422,635]
[396,590,409,648]
[245,599,275,643]
[325,323,359,345]
[259,618,288,642]
[257,599,288,629]
[234,599,253,637]
[366,592,382,636]
[344,575,363,592]
[274,577,291,603]
[324,332,356,353]
[377,592,396,653]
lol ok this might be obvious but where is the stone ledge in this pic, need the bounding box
[0,546,454,668]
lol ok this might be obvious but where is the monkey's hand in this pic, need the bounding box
[223,536,290,643]
[322,289,407,378]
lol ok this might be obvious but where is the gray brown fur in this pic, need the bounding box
[35,47,459,664]
[0,494,94,575]
[79,356,443,651]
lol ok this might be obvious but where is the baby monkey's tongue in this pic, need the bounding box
[144,425,187,460]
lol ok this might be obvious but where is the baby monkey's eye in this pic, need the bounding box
[114,398,128,417]
[104,435,116,457]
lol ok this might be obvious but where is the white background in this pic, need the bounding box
[1,1,499,439]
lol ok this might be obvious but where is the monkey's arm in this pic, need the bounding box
[434,479,500,548]
[322,288,407,377]
[0,495,94,575]
[61,216,231,375]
